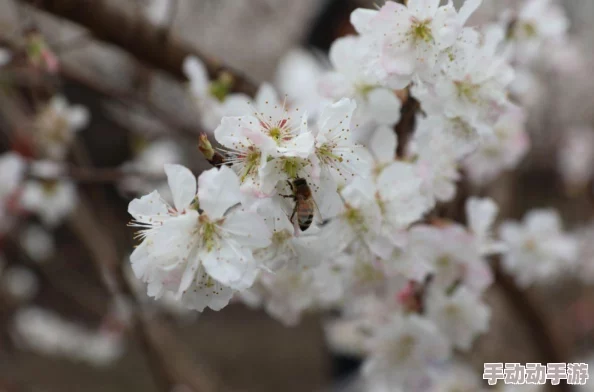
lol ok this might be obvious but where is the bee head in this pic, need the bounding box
[293,178,307,187]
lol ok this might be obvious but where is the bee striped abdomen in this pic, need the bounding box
[298,212,314,231]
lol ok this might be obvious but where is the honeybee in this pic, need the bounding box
[283,178,320,232]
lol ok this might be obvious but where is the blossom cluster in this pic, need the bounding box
[124,0,587,390]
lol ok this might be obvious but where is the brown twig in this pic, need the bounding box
[26,163,165,183]
[493,260,571,392]
[67,198,174,392]
[68,196,221,392]
[17,0,258,96]
[394,93,420,158]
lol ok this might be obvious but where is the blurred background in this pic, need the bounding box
[0,0,594,391]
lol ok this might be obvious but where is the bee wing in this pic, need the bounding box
[311,196,325,226]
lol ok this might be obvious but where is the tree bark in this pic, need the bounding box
[16,0,258,96]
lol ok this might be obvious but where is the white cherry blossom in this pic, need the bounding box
[499,209,578,287]
[20,179,77,227]
[215,83,314,195]
[274,48,329,118]
[406,224,493,293]
[128,164,271,311]
[312,98,371,188]
[426,286,490,351]
[183,56,251,130]
[319,35,402,127]
[33,96,89,160]
[414,25,514,134]
[507,0,569,65]
[464,104,529,185]
[363,313,450,391]
[241,260,345,326]
[351,0,483,88]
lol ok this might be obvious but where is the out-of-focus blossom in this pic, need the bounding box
[26,33,59,73]
[0,152,25,233]
[20,179,77,227]
[33,96,90,160]
[12,307,124,366]
[558,126,594,195]
[464,104,529,185]
[183,56,250,130]
[0,47,12,67]
[240,261,345,326]
[275,48,329,118]
[363,314,450,391]
[143,0,171,26]
[21,224,55,263]
[120,139,182,197]
[426,286,490,351]
[319,35,402,128]
[506,0,569,65]
[499,209,578,287]
[1,266,39,302]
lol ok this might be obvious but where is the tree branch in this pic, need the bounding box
[493,260,571,392]
[17,0,258,96]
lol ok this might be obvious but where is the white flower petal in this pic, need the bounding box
[198,166,241,219]
[369,126,397,164]
[164,164,196,211]
[221,211,271,249]
[366,88,402,126]
[128,190,168,223]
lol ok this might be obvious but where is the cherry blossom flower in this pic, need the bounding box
[464,104,529,185]
[215,83,314,195]
[506,0,569,65]
[183,56,251,130]
[33,96,90,160]
[363,313,450,391]
[251,196,329,271]
[319,35,402,127]
[406,224,493,293]
[20,179,77,227]
[351,0,483,88]
[413,124,462,203]
[241,260,345,326]
[426,286,490,351]
[128,164,271,311]
[414,25,514,135]
[274,48,329,118]
[311,98,371,188]
[499,209,578,287]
